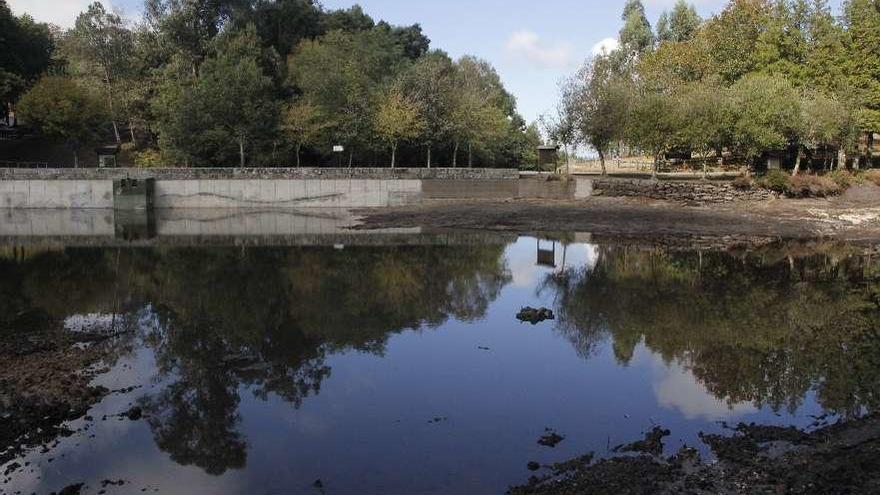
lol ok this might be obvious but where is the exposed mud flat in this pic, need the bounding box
[509,416,880,495]
[354,185,880,247]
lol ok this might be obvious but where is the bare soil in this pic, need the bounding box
[354,184,880,248]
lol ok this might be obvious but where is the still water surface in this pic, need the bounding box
[2,236,878,494]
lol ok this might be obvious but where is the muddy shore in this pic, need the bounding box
[509,415,880,494]
[355,184,880,247]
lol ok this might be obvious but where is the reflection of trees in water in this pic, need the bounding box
[546,244,880,416]
[0,244,510,475]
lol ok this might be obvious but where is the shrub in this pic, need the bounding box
[828,170,855,190]
[134,149,163,168]
[758,170,791,194]
[787,174,841,198]
[861,169,880,187]
[732,176,754,190]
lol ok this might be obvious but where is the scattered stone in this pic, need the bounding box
[516,307,555,325]
[123,407,142,421]
[526,461,541,471]
[613,426,670,456]
[537,429,565,448]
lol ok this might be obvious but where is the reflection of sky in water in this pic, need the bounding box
[1,237,837,495]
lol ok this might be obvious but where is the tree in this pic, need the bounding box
[637,34,713,92]
[705,0,770,83]
[0,4,54,104]
[154,25,278,167]
[619,0,654,57]
[626,89,681,177]
[70,2,135,144]
[572,56,632,175]
[842,0,880,132]
[542,77,580,174]
[400,52,457,167]
[676,81,735,177]
[282,99,332,167]
[289,28,406,166]
[799,91,854,171]
[804,0,846,95]
[754,0,810,85]
[17,76,109,167]
[373,87,424,168]
[656,0,702,43]
[729,73,802,165]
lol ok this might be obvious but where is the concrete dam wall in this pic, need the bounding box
[0,168,593,209]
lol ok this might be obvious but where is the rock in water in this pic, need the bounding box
[516,307,555,325]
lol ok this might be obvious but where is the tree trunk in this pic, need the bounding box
[453,141,459,168]
[296,143,302,167]
[239,138,245,167]
[791,147,802,176]
[129,118,137,147]
[652,154,659,179]
[391,143,397,169]
[598,149,606,176]
[837,148,846,171]
[702,157,708,180]
[468,143,473,168]
[73,149,79,169]
[426,147,432,168]
[348,150,353,168]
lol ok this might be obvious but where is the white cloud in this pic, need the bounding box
[505,30,575,70]
[591,37,620,57]
[633,347,756,421]
[7,0,134,28]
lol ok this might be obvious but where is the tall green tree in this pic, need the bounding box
[754,0,810,85]
[705,0,770,83]
[399,52,457,167]
[573,56,632,175]
[0,3,54,104]
[626,89,681,177]
[843,0,880,131]
[656,0,702,43]
[282,99,332,167]
[155,25,278,166]
[373,86,424,168]
[676,81,735,177]
[729,73,802,164]
[289,28,405,166]
[17,76,109,167]
[70,2,135,144]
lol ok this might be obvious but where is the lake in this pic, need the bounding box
[1,234,878,494]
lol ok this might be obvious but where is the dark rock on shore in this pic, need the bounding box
[510,416,880,494]
[613,426,671,456]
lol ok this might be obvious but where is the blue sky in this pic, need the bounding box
[9,0,844,125]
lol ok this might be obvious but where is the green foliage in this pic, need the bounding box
[282,99,333,167]
[758,169,792,193]
[569,57,632,173]
[843,0,880,131]
[373,87,424,167]
[0,2,54,102]
[17,76,109,165]
[154,25,278,166]
[626,90,680,173]
[134,148,163,168]
[656,0,702,43]
[704,0,770,83]
[729,73,802,159]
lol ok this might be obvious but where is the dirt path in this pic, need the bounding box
[354,185,880,247]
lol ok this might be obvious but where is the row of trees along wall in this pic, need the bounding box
[545,0,880,177]
[1,1,541,168]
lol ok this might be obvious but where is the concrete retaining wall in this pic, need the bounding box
[0,168,595,209]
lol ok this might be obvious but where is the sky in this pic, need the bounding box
[8,0,844,126]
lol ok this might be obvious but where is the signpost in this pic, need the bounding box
[333,145,344,168]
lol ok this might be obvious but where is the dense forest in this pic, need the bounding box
[0,0,541,168]
[549,0,880,175]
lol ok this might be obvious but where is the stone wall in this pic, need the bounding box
[0,167,519,180]
[592,178,773,202]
